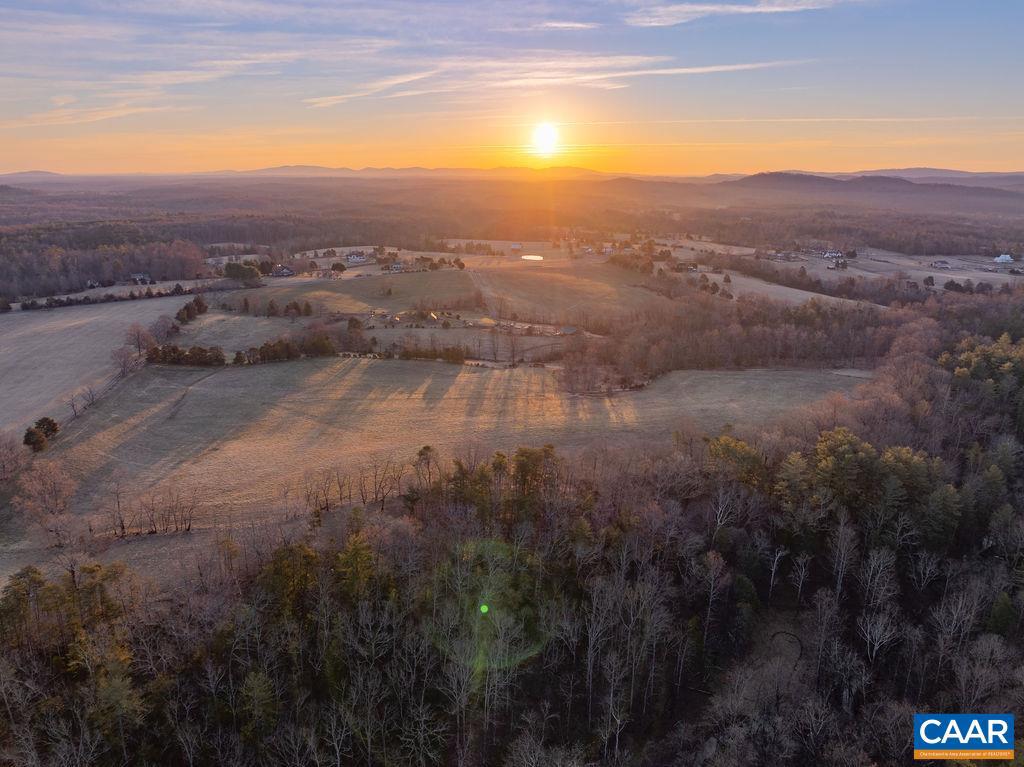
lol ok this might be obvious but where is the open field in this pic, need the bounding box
[225,269,481,316]
[50,359,867,522]
[0,295,191,433]
[183,311,302,351]
[714,272,864,305]
[183,310,566,361]
[1,360,868,580]
[471,261,676,325]
[370,326,566,360]
[671,238,757,258]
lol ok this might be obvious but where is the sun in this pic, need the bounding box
[531,122,559,157]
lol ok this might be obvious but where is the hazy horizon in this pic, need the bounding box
[5,163,1024,179]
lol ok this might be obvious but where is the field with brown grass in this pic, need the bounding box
[226,269,481,316]
[0,295,191,433]
[46,360,867,528]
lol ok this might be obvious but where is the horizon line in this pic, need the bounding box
[4,164,1024,178]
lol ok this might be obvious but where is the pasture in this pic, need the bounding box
[51,359,867,528]
[717,272,864,305]
[0,295,191,433]
[185,311,301,351]
[471,261,676,326]
[226,269,481,316]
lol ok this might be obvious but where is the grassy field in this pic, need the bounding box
[185,311,565,361]
[718,272,864,305]
[0,295,191,433]
[50,360,866,522]
[184,311,301,351]
[471,261,676,325]
[227,269,480,316]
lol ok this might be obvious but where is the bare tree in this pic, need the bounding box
[13,462,77,547]
[149,315,177,344]
[111,345,136,378]
[100,475,134,538]
[909,550,941,594]
[829,512,859,599]
[125,323,156,356]
[63,392,80,419]
[0,431,28,483]
[707,482,743,543]
[856,609,901,667]
[789,553,812,606]
[701,550,729,656]
[766,544,789,603]
[858,548,898,610]
[81,385,99,408]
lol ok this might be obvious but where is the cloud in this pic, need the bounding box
[532,20,601,30]
[116,52,301,88]
[305,70,440,107]
[624,0,843,27]
[558,115,1024,126]
[0,103,186,130]
[305,54,801,107]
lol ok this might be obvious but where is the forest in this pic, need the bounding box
[0,240,207,300]
[1,287,1023,766]
[4,173,1024,304]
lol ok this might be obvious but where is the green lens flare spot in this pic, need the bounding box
[479,604,489,614]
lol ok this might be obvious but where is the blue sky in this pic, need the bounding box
[1,0,1021,173]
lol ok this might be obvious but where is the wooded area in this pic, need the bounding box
[1,288,1023,766]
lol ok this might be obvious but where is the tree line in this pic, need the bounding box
[0,240,208,301]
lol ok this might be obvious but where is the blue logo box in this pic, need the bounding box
[914,714,1014,760]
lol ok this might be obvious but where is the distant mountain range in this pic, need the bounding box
[3,166,1024,217]
[4,164,1023,186]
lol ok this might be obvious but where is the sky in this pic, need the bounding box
[0,0,1022,175]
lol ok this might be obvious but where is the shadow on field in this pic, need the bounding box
[52,359,868,525]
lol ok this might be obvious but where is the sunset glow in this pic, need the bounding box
[531,123,560,157]
[0,1,1021,174]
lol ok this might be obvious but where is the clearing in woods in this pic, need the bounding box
[53,359,869,528]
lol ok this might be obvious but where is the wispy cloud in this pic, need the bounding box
[305,70,440,107]
[624,0,843,27]
[532,20,601,30]
[554,115,1024,126]
[306,55,803,107]
[0,102,186,130]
